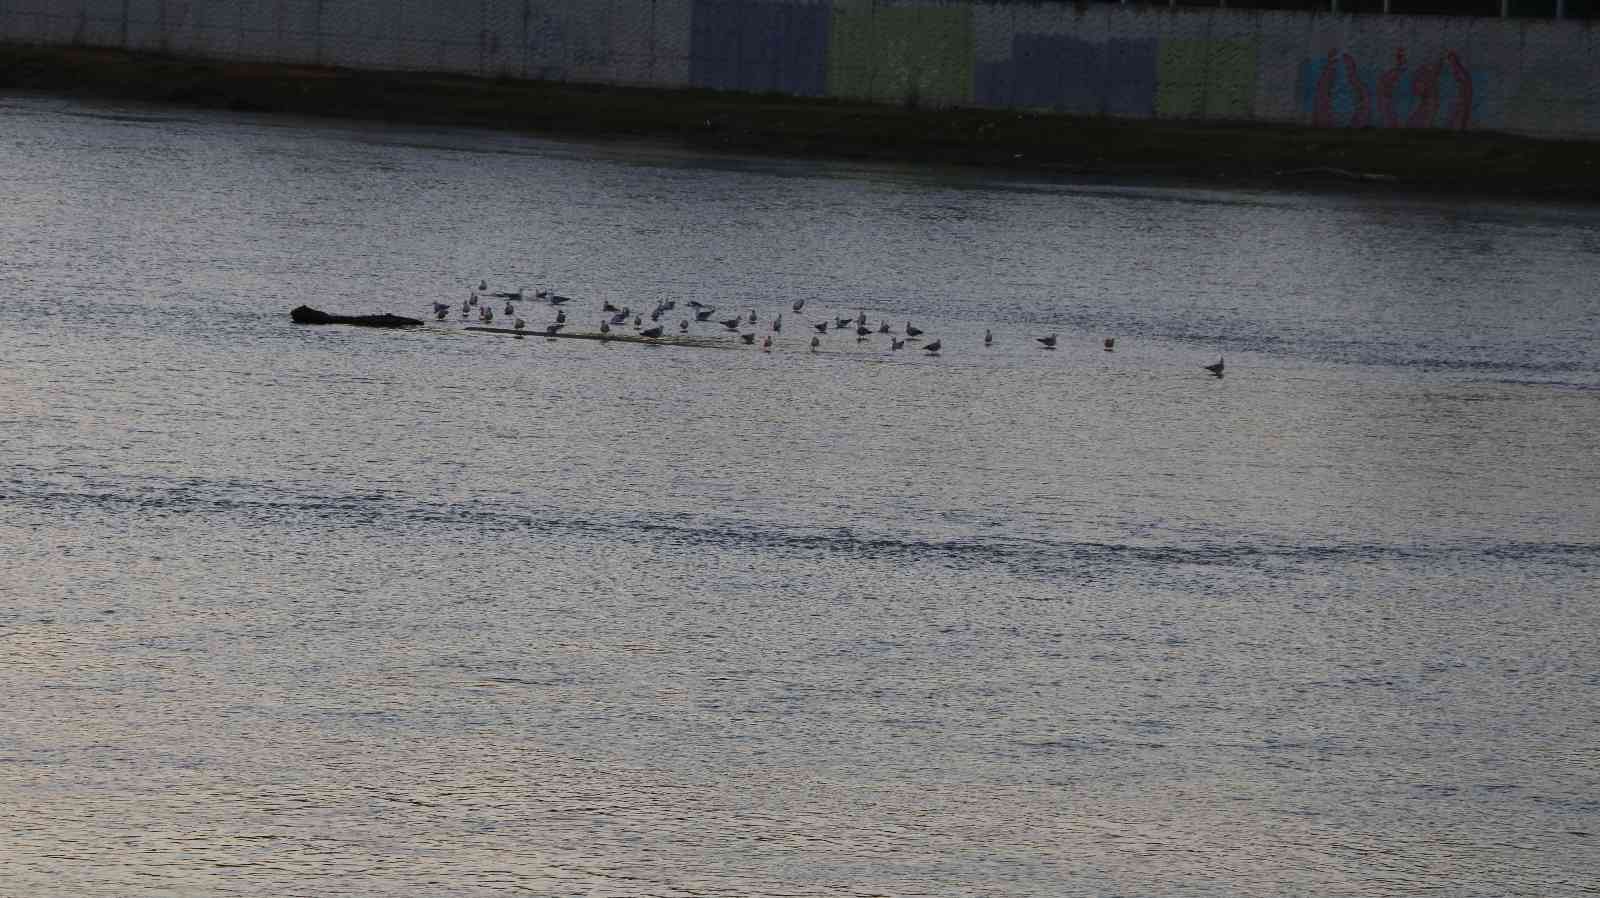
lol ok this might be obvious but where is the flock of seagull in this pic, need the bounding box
[434,281,1226,376]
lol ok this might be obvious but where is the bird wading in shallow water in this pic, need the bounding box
[1205,357,1225,377]
[1037,333,1057,349]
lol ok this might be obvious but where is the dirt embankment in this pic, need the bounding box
[3,46,1596,202]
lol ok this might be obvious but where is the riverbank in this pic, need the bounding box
[4,46,1596,202]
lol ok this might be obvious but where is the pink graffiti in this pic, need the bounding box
[1314,48,1473,130]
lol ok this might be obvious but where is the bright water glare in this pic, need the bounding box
[1,95,1597,897]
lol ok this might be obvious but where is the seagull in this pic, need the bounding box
[688,300,706,309]
[1205,357,1225,377]
[603,302,620,312]
[678,319,688,332]
[761,335,772,351]
[878,321,890,334]
[834,316,852,329]
[1037,334,1057,349]
[633,315,642,326]
[469,294,479,307]
[600,321,611,334]
[905,322,923,338]
[481,307,494,323]
[856,310,867,326]
[545,323,563,336]
[432,302,450,315]
[549,294,572,305]
[984,329,993,346]
[810,335,820,351]
[740,332,756,344]
[640,325,664,339]
[478,280,487,291]
[793,298,806,313]
[891,337,905,350]
[721,317,742,330]
[924,339,942,353]
[1104,337,1115,351]
[435,308,448,321]
[492,289,523,300]
[748,309,758,324]
[772,314,782,333]
[813,322,828,334]
[513,317,526,330]
[856,325,872,337]
[556,310,567,324]
[504,302,515,315]
[696,308,716,322]
[462,298,470,313]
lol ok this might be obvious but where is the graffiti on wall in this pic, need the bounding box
[1301,49,1478,130]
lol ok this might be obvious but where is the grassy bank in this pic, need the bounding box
[4,46,1596,202]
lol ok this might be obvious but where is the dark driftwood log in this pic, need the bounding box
[291,305,422,328]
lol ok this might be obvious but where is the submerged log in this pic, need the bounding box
[465,325,724,348]
[290,305,423,328]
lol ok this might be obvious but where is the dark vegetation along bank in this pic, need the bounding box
[4,46,1598,202]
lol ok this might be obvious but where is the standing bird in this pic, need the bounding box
[905,322,923,338]
[856,310,867,327]
[640,325,664,339]
[721,317,742,331]
[504,301,515,316]
[696,308,717,322]
[469,294,479,307]
[1204,357,1225,377]
[556,310,567,324]
[891,338,905,351]
[761,335,772,352]
[513,317,526,330]
[1037,334,1057,349]
[793,298,806,313]
[984,329,993,346]
[924,339,942,354]
[878,320,890,334]
[600,320,611,334]
[432,302,450,315]
[478,279,487,291]
[603,302,620,312]
[810,335,820,351]
[772,314,782,333]
[1104,337,1116,351]
[545,323,563,337]
[549,294,572,305]
[740,332,756,345]
[633,315,642,326]
[679,319,689,332]
[813,321,828,334]
[856,325,872,337]
[435,307,449,321]
[748,309,758,324]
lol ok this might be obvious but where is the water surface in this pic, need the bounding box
[1,96,1597,896]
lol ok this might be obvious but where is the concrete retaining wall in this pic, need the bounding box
[5,0,1597,137]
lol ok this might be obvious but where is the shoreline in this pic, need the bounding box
[4,46,1597,203]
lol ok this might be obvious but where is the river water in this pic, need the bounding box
[1,95,1596,896]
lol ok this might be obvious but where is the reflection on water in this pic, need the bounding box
[1,96,1597,896]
